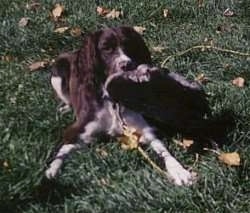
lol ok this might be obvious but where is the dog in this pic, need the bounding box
[45,26,197,186]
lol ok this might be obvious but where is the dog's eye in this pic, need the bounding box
[102,45,114,53]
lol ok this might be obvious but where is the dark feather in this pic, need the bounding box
[106,66,234,140]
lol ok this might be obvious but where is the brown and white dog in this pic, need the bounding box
[45,26,197,186]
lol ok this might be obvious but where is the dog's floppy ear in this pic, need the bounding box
[120,26,152,65]
[76,30,105,84]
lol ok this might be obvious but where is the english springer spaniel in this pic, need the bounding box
[45,26,197,186]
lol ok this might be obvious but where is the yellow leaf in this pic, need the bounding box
[54,27,69,33]
[195,73,209,84]
[218,152,240,166]
[29,61,48,71]
[133,26,146,35]
[173,139,193,149]
[119,126,140,150]
[18,17,29,27]
[182,139,194,148]
[232,77,245,88]
[52,3,64,20]
[70,27,82,37]
[105,9,123,19]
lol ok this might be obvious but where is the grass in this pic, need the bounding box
[0,0,250,212]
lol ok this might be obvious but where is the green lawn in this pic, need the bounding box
[0,0,250,212]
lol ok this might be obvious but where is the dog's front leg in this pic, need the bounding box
[141,128,196,186]
[45,120,101,179]
[45,143,82,179]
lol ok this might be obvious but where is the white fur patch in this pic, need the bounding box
[51,76,69,105]
[45,144,79,179]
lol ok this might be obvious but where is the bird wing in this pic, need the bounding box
[105,68,210,132]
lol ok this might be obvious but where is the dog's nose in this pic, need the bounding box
[119,61,136,71]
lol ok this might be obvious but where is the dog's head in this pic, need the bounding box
[79,26,152,80]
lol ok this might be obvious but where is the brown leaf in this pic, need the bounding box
[223,8,235,17]
[29,61,48,71]
[18,17,29,27]
[232,77,245,88]
[197,0,204,8]
[96,147,109,157]
[98,178,110,186]
[195,73,209,84]
[54,26,69,33]
[52,3,64,20]
[163,8,171,18]
[1,55,14,62]
[26,1,41,10]
[218,152,240,166]
[105,9,123,19]
[152,46,165,53]
[96,6,110,16]
[3,160,9,168]
[70,27,82,37]
[133,26,146,35]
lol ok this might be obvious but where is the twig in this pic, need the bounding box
[137,146,167,176]
[161,45,250,67]
[203,147,221,155]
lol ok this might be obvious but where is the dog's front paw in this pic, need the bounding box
[45,167,57,180]
[166,158,198,186]
[45,159,62,179]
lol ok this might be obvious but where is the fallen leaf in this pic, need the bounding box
[3,160,9,168]
[105,9,123,19]
[119,127,140,150]
[232,77,245,88]
[96,147,108,157]
[218,152,240,166]
[182,139,194,148]
[173,139,193,149]
[197,0,204,8]
[54,26,69,33]
[223,63,231,70]
[152,46,165,53]
[52,3,64,20]
[223,8,235,17]
[18,17,29,27]
[26,1,41,10]
[133,26,146,35]
[163,8,171,18]
[70,27,82,37]
[1,55,14,62]
[96,6,110,16]
[195,73,209,84]
[98,178,109,186]
[29,61,48,71]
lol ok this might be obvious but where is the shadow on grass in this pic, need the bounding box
[0,177,80,213]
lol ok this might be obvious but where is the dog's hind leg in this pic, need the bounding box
[140,127,197,186]
[51,76,71,114]
[51,54,73,114]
